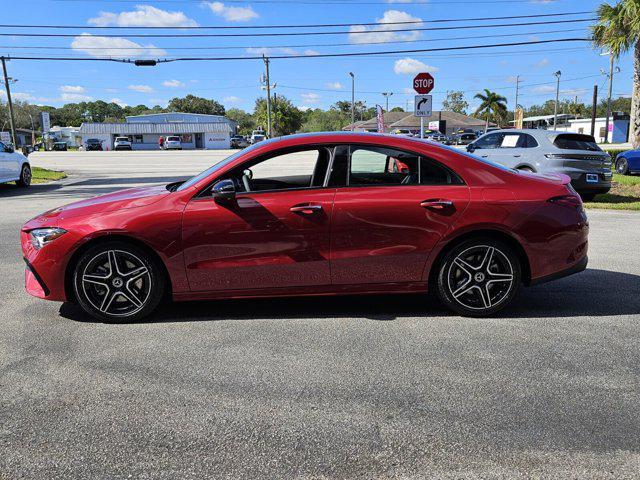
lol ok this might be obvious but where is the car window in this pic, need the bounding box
[553,133,601,151]
[420,157,464,185]
[473,133,502,149]
[225,147,332,193]
[498,133,522,148]
[522,134,539,148]
[349,146,419,186]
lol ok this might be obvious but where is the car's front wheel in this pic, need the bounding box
[16,164,31,187]
[436,238,521,317]
[73,242,165,322]
[616,157,629,175]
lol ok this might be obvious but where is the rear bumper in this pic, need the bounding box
[530,255,588,286]
[569,170,612,193]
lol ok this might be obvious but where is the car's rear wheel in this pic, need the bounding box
[616,158,629,175]
[16,164,31,188]
[73,242,165,322]
[436,238,521,317]
[517,166,535,172]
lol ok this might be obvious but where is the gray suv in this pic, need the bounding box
[467,129,612,200]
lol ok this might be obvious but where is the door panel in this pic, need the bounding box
[330,185,470,285]
[182,189,335,292]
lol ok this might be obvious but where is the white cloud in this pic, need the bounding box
[109,98,127,107]
[128,84,154,93]
[246,46,298,56]
[0,90,35,101]
[60,85,86,93]
[162,79,185,88]
[61,93,94,102]
[301,92,321,104]
[303,49,319,56]
[535,58,549,68]
[561,88,588,96]
[349,10,423,44]
[89,5,197,27]
[394,57,438,75]
[204,2,258,22]
[223,96,241,103]
[325,82,344,90]
[71,33,166,58]
[505,76,521,84]
[532,85,555,94]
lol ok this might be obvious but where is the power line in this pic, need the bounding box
[0,18,595,38]
[0,38,591,62]
[0,28,588,52]
[44,0,574,4]
[0,12,593,30]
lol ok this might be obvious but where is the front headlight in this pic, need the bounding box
[30,228,67,250]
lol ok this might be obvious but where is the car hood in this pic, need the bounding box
[25,184,170,226]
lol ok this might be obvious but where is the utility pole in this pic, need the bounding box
[273,92,277,136]
[382,92,393,112]
[1,56,17,146]
[349,72,355,130]
[262,56,273,138]
[591,84,598,137]
[602,54,620,144]
[553,71,562,129]
[514,74,521,114]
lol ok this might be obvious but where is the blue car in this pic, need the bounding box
[615,150,640,175]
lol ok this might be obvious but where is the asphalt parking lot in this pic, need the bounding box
[2,151,640,478]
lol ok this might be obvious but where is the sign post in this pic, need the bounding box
[413,73,435,139]
[414,94,433,139]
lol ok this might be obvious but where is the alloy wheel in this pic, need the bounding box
[81,249,152,317]
[617,159,628,174]
[446,245,515,311]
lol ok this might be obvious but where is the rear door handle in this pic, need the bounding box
[420,199,453,210]
[290,203,323,214]
[481,155,489,158]
[513,154,522,158]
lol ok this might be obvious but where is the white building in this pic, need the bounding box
[554,115,630,144]
[79,112,237,150]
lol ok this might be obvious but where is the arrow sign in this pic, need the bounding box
[414,95,432,117]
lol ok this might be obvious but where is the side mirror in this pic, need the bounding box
[5,143,14,153]
[212,179,236,201]
[466,144,475,153]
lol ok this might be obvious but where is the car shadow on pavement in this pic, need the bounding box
[0,182,63,197]
[58,268,640,324]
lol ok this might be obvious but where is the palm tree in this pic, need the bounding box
[592,1,640,147]
[473,89,508,131]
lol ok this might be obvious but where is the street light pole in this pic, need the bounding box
[553,70,562,129]
[349,72,355,131]
[1,56,18,146]
[382,92,393,112]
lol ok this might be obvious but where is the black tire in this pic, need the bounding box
[16,163,31,188]
[517,166,535,172]
[579,192,597,202]
[436,238,521,317]
[616,158,629,175]
[72,241,165,322]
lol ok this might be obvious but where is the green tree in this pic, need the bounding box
[226,108,256,135]
[474,89,508,129]
[253,96,303,135]
[592,0,640,146]
[442,90,469,114]
[301,108,349,132]
[167,95,225,115]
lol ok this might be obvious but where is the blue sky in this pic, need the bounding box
[1,0,632,115]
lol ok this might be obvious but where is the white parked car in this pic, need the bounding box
[250,130,267,144]
[164,136,182,150]
[0,141,31,187]
[113,136,132,150]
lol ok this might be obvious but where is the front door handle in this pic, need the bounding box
[513,154,522,158]
[481,155,489,158]
[420,199,453,210]
[290,204,323,214]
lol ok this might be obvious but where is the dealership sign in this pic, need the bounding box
[40,112,51,133]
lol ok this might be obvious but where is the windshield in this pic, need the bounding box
[175,145,258,192]
[553,133,602,152]
[167,136,180,141]
[115,137,128,141]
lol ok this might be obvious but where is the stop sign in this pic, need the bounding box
[413,73,435,94]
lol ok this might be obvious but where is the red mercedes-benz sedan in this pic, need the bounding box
[21,133,588,321]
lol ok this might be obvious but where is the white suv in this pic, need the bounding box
[164,136,182,150]
[114,136,132,150]
[0,141,31,187]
